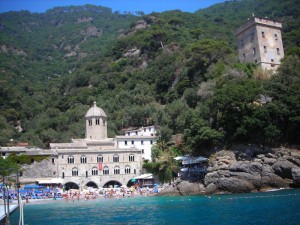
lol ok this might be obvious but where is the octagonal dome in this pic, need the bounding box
[85,101,107,118]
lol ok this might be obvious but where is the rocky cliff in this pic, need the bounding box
[158,146,300,196]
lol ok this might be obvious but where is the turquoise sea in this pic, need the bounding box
[10,189,300,225]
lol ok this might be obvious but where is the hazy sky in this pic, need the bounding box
[0,0,226,14]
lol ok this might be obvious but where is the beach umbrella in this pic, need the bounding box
[131,178,136,182]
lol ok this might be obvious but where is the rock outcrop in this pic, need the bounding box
[160,147,300,196]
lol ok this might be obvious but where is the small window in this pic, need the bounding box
[261,31,265,38]
[150,140,153,145]
[62,172,65,179]
[135,131,138,135]
[113,154,119,162]
[92,167,98,175]
[255,60,258,63]
[96,119,100,125]
[114,166,120,174]
[80,155,87,164]
[72,168,78,176]
[142,149,144,154]
[144,128,146,132]
[271,59,274,62]
[253,47,256,55]
[97,155,103,163]
[53,172,56,175]
[103,120,106,126]
[68,156,74,164]
[52,158,55,164]
[129,154,135,162]
[251,33,254,40]
[141,140,144,145]
[274,33,278,40]
[86,171,88,178]
[125,141,127,145]
[131,140,134,145]
[127,132,130,136]
[103,166,109,175]
[88,120,92,126]
[264,46,267,53]
[243,53,246,62]
[277,48,280,55]
[125,166,131,174]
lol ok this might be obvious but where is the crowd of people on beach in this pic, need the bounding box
[63,185,160,202]
[0,185,161,204]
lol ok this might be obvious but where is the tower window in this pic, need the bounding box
[131,140,134,145]
[274,34,278,40]
[253,47,256,55]
[125,141,127,145]
[150,140,153,145]
[264,46,267,53]
[103,120,106,126]
[261,31,265,38]
[88,120,92,126]
[141,140,144,145]
[277,48,280,55]
[243,53,246,62]
[271,59,274,62]
[96,119,100,125]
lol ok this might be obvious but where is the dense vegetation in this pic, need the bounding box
[0,0,300,181]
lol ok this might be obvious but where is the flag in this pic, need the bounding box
[98,163,103,170]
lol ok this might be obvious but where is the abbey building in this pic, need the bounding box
[1,102,157,190]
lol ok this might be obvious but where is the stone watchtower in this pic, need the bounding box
[85,101,107,140]
[236,17,284,70]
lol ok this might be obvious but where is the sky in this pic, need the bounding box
[0,0,226,14]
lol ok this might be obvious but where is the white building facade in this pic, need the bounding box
[115,126,158,161]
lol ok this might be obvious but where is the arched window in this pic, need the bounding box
[103,166,109,175]
[68,156,74,164]
[125,165,131,174]
[80,155,87,164]
[92,167,98,176]
[129,154,134,162]
[113,154,119,162]
[97,155,103,163]
[72,168,78,176]
[114,166,120,174]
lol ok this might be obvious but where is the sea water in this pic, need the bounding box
[10,189,300,225]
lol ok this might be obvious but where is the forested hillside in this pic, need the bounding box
[1,0,299,167]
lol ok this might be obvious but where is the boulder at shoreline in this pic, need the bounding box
[158,146,300,196]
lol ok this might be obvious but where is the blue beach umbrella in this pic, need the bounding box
[131,178,136,182]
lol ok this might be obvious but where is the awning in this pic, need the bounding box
[133,173,153,179]
[37,178,63,184]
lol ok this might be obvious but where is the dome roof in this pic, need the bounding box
[85,101,107,118]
